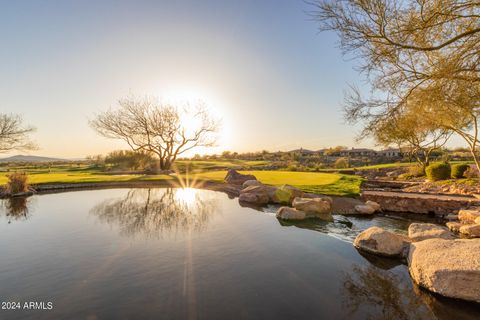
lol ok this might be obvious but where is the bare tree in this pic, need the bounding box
[90,95,220,170]
[0,114,36,153]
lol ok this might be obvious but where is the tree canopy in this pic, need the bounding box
[90,95,220,170]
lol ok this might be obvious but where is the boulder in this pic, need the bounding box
[224,169,257,185]
[269,185,304,205]
[458,209,480,224]
[353,226,410,257]
[276,207,306,220]
[238,185,269,205]
[354,204,376,215]
[242,180,262,188]
[459,224,480,238]
[408,223,453,242]
[365,200,381,212]
[408,238,480,303]
[445,214,459,221]
[292,197,332,215]
[446,221,462,233]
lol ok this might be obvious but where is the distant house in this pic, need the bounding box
[339,148,377,157]
[289,148,316,155]
[377,148,402,158]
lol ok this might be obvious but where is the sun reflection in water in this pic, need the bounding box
[175,187,198,207]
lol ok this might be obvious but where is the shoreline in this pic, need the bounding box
[0,179,244,199]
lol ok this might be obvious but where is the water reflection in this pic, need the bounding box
[277,216,357,242]
[0,196,34,223]
[341,264,432,319]
[90,188,218,238]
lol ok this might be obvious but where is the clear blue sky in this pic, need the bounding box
[1,0,375,158]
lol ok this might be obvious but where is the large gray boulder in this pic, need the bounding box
[224,169,257,185]
[238,185,269,205]
[408,238,480,303]
[353,226,410,257]
[408,223,453,242]
[276,207,306,220]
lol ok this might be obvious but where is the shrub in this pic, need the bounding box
[408,165,425,177]
[425,162,451,181]
[6,172,29,194]
[451,164,470,179]
[335,157,349,169]
[464,166,479,178]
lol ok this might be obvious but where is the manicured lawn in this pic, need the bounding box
[0,171,174,185]
[175,159,269,171]
[188,170,363,197]
[0,165,363,197]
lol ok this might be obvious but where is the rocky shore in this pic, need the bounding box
[223,169,480,304]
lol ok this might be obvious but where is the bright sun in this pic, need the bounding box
[175,187,197,206]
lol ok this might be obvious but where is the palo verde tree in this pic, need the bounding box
[410,79,480,171]
[90,95,220,171]
[0,113,36,153]
[366,104,451,170]
[312,0,480,169]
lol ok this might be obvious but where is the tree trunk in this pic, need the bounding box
[469,147,480,174]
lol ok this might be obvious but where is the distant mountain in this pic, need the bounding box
[0,155,67,163]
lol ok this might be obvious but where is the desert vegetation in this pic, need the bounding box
[313,0,480,172]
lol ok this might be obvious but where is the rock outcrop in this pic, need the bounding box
[458,209,480,223]
[353,227,410,257]
[238,185,269,205]
[408,238,480,303]
[459,224,480,238]
[292,197,332,215]
[273,185,304,204]
[242,179,262,188]
[354,204,376,215]
[224,169,257,185]
[353,200,381,215]
[408,223,453,242]
[276,207,306,220]
[446,221,462,233]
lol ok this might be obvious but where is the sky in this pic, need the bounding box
[0,0,453,158]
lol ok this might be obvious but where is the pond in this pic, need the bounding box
[0,188,479,319]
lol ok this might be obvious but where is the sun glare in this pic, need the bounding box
[175,187,197,206]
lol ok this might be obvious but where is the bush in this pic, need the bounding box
[451,164,470,179]
[335,157,349,169]
[6,172,29,194]
[425,162,451,181]
[464,166,479,178]
[408,165,425,177]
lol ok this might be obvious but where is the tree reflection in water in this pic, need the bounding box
[90,188,218,238]
[0,196,33,223]
[342,264,433,320]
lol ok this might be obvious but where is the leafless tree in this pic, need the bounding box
[0,113,36,153]
[90,95,220,170]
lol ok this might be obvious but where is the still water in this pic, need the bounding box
[0,188,479,319]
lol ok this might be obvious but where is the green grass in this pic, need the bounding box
[0,171,174,185]
[0,165,362,197]
[189,170,363,197]
[175,159,268,172]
